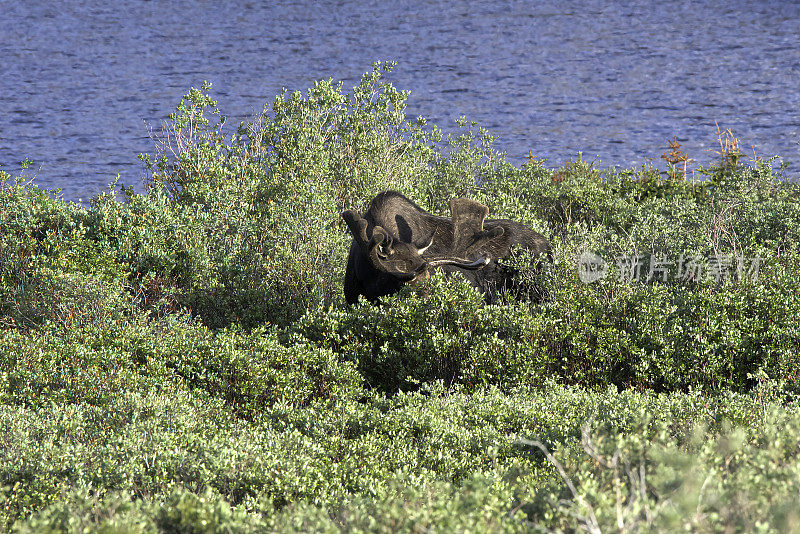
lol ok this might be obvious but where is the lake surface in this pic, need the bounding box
[2,0,799,201]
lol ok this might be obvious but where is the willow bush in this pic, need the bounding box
[3,62,800,531]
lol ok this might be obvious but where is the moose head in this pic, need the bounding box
[342,192,550,305]
[342,196,505,283]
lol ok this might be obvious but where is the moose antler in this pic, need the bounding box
[342,210,371,247]
[449,198,504,257]
[343,210,394,255]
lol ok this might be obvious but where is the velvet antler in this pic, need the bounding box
[449,198,504,257]
[342,210,370,247]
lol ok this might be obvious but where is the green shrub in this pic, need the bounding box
[160,323,364,417]
[288,274,555,393]
[128,63,453,328]
[10,384,800,532]
[0,176,130,329]
[517,407,800,532]
[289,254,800,394]
[5,65,800,531]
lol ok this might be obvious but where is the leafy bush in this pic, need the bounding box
[8,384,800,532]
[0,177,130,330]
[129,63,452,328]
[4,65,800,531]
[158,321,364,417]
[288,256,800,394]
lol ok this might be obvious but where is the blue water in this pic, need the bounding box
[2,0,799,201]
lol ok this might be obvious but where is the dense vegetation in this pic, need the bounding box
[2,62,800,532]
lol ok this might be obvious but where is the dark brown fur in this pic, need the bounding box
[342,191,552,305]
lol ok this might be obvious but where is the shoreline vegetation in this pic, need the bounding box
[2,63,800,532]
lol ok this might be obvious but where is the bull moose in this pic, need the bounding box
[342,191,552,305]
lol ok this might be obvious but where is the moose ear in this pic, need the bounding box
[342,210,369,245]
[449,198,503,252]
